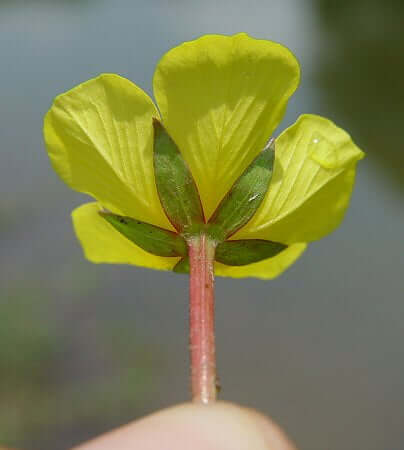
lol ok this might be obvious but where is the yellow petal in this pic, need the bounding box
[154,33,300,219]
[238,114,365,243]
[44,74,172,229]
[72,202,180,271]
[215,243,307,279]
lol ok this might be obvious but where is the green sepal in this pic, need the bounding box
[153,119,205,233]
[208,138,275,241]
[215,239,287,266]
[173,256,190,274]
[100,211,187,257]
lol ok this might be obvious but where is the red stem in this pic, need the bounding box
[188,234,217,403]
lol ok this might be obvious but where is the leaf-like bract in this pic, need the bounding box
[208,139,275,241]
[216,239,286,266]
[100,211,187,257]
[153,119,204,233]
[173,256,190,274]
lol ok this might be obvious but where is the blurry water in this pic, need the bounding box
[0,1,403,449]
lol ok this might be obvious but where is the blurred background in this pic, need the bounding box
[0,0,403,449]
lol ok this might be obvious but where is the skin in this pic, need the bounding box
[73,402,296,450]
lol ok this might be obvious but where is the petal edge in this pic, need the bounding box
[239,114,364,243]
[215,242,307,279]
[72,202,180,271]
[154,33,300,218]
[44,73,172,229]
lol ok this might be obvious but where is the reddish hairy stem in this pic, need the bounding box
[188,234,217,404]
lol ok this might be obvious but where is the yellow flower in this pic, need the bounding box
[43,33,364,279]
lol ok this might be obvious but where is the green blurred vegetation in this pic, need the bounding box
[314,0,404,192]
[0,285,158,449]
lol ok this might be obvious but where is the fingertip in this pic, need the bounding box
[73,401,296,450]
[241,405,297,450]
